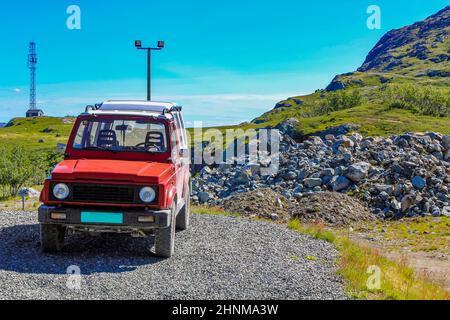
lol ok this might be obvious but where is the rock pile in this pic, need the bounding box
[192,130,450,219]
[220,189,291,222]
[290,192,374,226]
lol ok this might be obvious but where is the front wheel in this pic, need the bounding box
[154,205,176,258]
[40,224,66,253]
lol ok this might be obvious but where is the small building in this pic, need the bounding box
[26,109,44,117]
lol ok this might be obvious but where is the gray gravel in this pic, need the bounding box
[0,210,346,300]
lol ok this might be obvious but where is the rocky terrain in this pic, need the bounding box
[192,124,450,221]
[358,6,449,74]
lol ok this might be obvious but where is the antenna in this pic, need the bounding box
[28,42,37,110]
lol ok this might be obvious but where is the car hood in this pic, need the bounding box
[51,159,174,184]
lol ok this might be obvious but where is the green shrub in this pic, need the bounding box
[306,90,362,117]
[0,146,57,198]
[383,84,450,117]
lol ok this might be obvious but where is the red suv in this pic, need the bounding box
[38,100,191,258]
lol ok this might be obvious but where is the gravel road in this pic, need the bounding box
[0,210,346,300]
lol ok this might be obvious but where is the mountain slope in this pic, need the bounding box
[252,6,450,137]
[358,6,449,75]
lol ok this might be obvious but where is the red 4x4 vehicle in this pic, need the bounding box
[39,100,191,258]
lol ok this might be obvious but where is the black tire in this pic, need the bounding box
[40,224,66,253]
[154,205,176,258]
[176,195,190,231]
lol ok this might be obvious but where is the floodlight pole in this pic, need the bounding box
[135,40,164,101]
[147,50,151,101]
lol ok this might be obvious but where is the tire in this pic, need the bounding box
[154,204,176,258]
[176,194,190,231]
[40,224,66,253]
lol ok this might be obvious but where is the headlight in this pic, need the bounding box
[139,187,156,203]
[53,183,70,200]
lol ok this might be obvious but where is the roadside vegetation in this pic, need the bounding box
[0,146,60,198]
[287,219,449,300]
[353,217,450,254]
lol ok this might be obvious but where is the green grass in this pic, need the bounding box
[252,72,450,137]
[355,216,450,254]
[287,219,336,243]
[287,219,449,300]
[0,117,74,152]
[192,205,241,218]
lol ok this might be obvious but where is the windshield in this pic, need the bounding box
[72,118,168,153]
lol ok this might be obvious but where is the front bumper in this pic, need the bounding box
[38,205,171,229]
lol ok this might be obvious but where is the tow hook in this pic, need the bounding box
[131,229,147,238]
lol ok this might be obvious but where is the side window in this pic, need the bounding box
[73,120,99,148]
[173,112,187,149]
[170,123,179,158]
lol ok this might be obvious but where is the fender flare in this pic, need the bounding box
[165,185,177,209]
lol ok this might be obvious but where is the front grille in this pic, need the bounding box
[72,184,135,203]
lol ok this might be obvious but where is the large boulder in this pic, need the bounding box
[18,187,40,198]
[332,176,352,192]
[345,162,371,183]
[274,118,301,140]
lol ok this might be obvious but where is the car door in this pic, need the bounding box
[172,112,189,207]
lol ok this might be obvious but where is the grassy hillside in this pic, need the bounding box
[253,74,450,137]
[252,6,450,137]
[0,117,74,152]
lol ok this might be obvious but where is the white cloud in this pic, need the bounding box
[14,88,21,93]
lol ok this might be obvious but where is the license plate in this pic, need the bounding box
[81,212,123,224]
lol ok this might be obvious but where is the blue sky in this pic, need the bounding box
[0,0,448,125]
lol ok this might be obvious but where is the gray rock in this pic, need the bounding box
[233,170,251,185]
[274,118,300,140]
[304,178,322,188]
[442,206,450,217]
[332,176,351,192]
[283,171,297,180]
[197,192,211,204]
[320,168,335,177]
[374,184,394,195]
[444,149,450,162]
[345,162,371,183]
[401,195,415,212]
[18,188,40,198]
[442,135,450,150]
[270,213,279,221]
[431,206,441,217]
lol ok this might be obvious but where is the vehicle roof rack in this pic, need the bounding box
[84,100,182,115]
